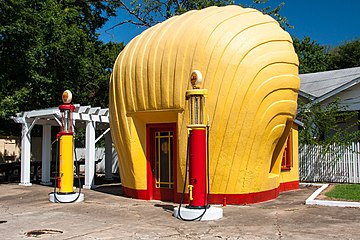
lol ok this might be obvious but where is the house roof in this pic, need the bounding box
[299,67,360,101]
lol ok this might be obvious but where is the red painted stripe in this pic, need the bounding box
[122,186,150,200]
[279,180,299,192]
[122,180,299,205]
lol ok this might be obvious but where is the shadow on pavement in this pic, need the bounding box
[154,203,175,213]
[92,175,123,197]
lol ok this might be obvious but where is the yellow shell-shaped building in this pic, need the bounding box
[109,5,300,204]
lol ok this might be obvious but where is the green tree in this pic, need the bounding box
[293,36,331,74]
[107,0,290,31]
[330,39,360,70]
[297,98,360,146]
[0,0,124,124]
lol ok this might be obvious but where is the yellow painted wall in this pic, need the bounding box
[109,5,299,194]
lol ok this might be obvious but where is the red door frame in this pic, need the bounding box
[146,123,177,201]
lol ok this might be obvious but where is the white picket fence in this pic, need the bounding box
[299,142,360,183]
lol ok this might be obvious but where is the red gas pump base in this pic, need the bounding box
[173,205,223,221]
[49,191,84,203]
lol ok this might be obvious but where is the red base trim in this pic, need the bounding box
[279,180,299,192]
[122,186,150,200]
[122,180,299,205]
[200,180,299,205]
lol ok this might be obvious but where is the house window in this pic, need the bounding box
[281,130,293,171]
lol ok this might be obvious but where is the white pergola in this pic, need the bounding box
[12,105,114,189]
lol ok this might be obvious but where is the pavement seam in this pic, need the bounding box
[60,224,122,240]
[275,211,283,240]
[0,202,14,216]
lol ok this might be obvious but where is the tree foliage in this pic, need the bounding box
[107,0,291,31]
[293,36,331,74]
[330,39,360,70]
[293,37,360,74]
[0,0,124,124]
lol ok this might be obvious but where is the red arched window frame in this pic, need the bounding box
[281,130,293,171]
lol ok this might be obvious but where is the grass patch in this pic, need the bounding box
[325,184,360,201]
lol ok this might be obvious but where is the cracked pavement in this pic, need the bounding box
[0,184,359,239]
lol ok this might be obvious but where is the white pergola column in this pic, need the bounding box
[19,121,32,186]
[84,121,96,189]
[41,125,52,185]
[104,131,113,180]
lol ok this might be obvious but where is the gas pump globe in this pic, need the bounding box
[187,71,206,126]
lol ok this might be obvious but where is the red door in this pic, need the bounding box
[147,123,177,202]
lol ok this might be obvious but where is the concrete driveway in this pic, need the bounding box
[0,183,359,239]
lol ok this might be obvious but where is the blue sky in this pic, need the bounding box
[98,0,360,47]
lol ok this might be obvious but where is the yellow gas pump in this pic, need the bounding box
[49,90,84,203]
[58,90,75,193]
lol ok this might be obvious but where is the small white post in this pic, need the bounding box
[104,131,113,180]
[19,121,32,186]
[84,121,96,189]
[41,125,52,185]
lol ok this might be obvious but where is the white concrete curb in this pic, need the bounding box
[49,192,84,203]
[173,206,223,221]
[303,183,360,208]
